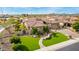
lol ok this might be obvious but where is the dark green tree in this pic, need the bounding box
[10,36,21,44]
[43,26,49,33]
[12,44,29,51]
[32,27,38,35]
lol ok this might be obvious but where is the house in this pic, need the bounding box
[23,18,47,34]
[41,16,61,29]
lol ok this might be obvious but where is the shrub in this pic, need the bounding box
[52,32,57,37]
[10,36,21,44]
[12,44,29,51]
[43,26,49,33]
[72,22,79,32]
[32,27,38,35]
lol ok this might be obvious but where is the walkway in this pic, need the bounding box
[39,34,52,48]
[39,37,45,48]
[36,38,79,51]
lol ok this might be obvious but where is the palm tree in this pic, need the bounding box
[14,20,21,31]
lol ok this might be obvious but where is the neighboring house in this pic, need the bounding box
[42,18,60,29]
[42,16,79,29]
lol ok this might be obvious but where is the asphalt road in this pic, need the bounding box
[56,42,79,51]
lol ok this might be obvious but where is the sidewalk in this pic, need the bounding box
[39,37,45,48]
[36,38,79,51]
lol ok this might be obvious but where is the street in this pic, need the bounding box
[56,41,79,51]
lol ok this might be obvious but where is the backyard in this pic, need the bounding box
[43,32,69,46]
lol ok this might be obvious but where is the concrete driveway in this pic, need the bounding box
[57,28,79,38]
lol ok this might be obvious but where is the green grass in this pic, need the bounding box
[20,36,40,51]
[43,32,69,46]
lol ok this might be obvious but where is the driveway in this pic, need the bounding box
[57,28,79,38]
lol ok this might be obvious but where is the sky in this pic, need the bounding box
[0,7,79,14]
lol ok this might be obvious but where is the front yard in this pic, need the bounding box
[19,32,69,51]
[43,32,69,46]
[20,36,40,51]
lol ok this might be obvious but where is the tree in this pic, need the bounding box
[20,23,27,35]
[72,22,79,32]
[14,20,21,31]
[32,27,38,35]
[12,44,29,51]
[14,20,27,35]
[10,36,21,44]
[43,26,49,33]
[52,32,57,37]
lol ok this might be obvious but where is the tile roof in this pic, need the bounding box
[26,18,46,28]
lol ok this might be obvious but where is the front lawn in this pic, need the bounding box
[43,32,69,46]
[20,36,40,51]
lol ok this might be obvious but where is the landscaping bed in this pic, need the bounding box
[43,32,69,46]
